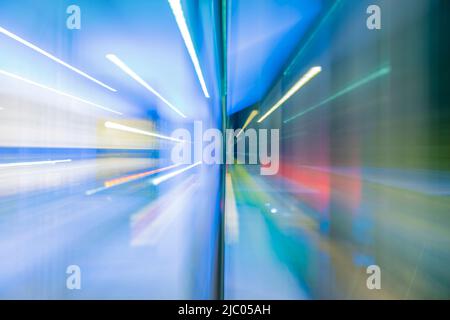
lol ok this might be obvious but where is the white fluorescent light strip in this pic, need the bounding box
[168,0,210,98]
[104,121,187,143]
[152,161,202,186]
[257,66,322,123]
[106,54,187,118]
[0,159,71,169]
[0,69,123,115]
[0,26,116,92]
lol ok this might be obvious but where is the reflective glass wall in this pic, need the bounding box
[226,0,450,299]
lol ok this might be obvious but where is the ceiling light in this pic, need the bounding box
[0,69,122,115]
[257,66,322,123]
[85,163,183,195]
[106,54,186,118]
[104,121,187,143]
[0,26,116,92]
[0,159,71,168]
[152,161,202,186]
[168,0,210,98]
[237,110,259,138]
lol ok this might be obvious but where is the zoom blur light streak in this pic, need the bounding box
[167,0,210,98]
[257,66,322,123]
[104,164,183,188]
[0,26,116,92]
[106,54,187,118]
[0,159,72,168]
[237,110,259,138]
[283,66,391,123]
[104,121,186,143]
[152,162,202,186]
[85,163,184,196]
[0,69,123,115]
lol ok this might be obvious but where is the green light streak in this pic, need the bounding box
[284,0,343,76]
[284,66,391,124]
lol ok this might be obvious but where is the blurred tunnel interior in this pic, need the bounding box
[0,0,449,299]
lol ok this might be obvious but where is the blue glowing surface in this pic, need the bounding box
[0,0,219,121]
[227,0,323,114]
